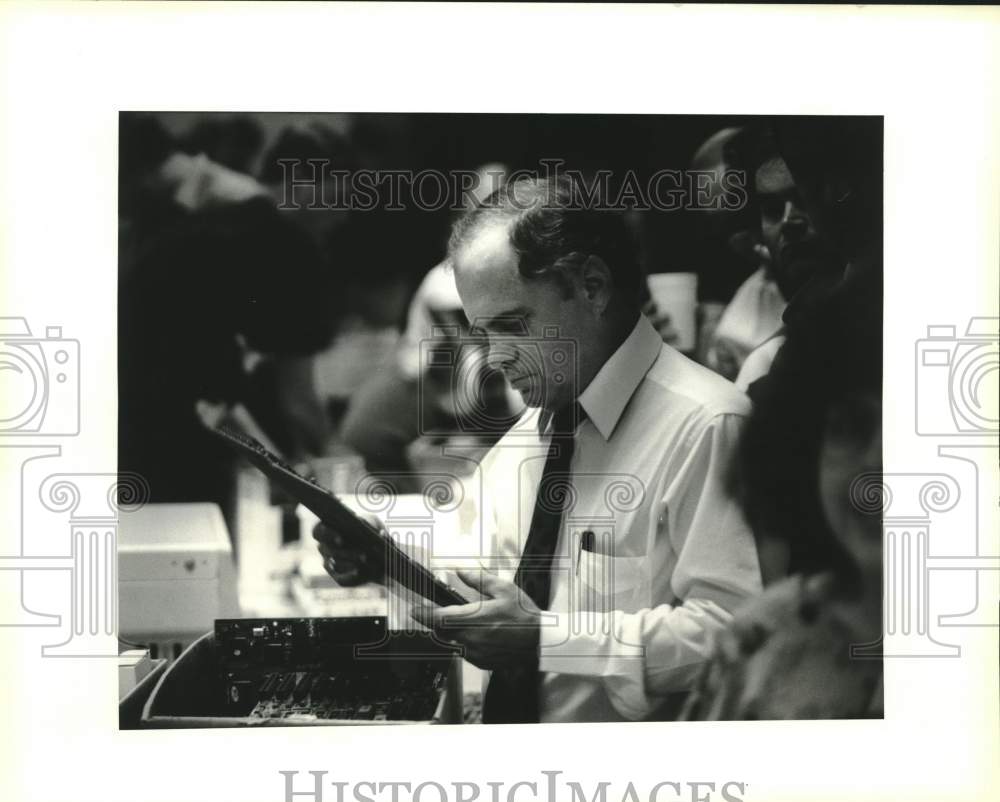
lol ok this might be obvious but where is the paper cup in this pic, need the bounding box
[647,272,698,352]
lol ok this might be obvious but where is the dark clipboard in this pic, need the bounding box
[208,423,468,607]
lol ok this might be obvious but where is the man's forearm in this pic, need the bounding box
[537,597,735,719]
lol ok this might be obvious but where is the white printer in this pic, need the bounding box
[118,503,239,658]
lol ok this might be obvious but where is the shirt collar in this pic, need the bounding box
[577,315,662,441]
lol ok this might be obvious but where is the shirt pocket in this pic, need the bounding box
[575,548,646,611]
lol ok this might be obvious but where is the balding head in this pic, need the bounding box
[449,175,643,307]
[449,177,641,412]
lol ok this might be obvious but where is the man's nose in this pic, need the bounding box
[485,340,517,372]
[780,199,810,238]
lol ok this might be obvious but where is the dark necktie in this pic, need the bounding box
[482,402,582,724]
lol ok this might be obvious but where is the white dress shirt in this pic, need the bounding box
[734,334,785,393]
[706,267,786,382]
[475,315,762,722]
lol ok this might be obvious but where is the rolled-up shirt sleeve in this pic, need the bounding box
[538,412,762,720]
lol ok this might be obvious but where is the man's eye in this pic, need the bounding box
[493,321,530,336]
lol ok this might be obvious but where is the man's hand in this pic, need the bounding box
[312,517,386,586]
[409,569,542,670]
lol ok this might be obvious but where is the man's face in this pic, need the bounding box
[756,156,833,299]
[452,223,598,412]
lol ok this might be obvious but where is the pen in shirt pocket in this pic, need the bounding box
[576,530,596,577]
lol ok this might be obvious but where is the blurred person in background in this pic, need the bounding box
[312,206,431,430]
[120,115,322,470]
[770,116,882,283]
[682,269,883,719]
[119,114,269,281]
[119,192,339,517]
[246,121,371,457]
[390,163,512,411]
[754,139,839,304]
[256,122,422,447]
[728,116,885,581]
[687,127,762,369]
[703,127,839,388]
[257,122,355,246]
[337,163,514,486]
[736,117,883,395]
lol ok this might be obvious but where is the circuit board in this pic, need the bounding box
[215,617,452,723]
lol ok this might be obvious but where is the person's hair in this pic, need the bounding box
[737,267,882,580]
[448,175,643,305]
[770,115,883,266]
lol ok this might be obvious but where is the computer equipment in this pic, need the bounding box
[118,502,239,658]
[215,616,457,723]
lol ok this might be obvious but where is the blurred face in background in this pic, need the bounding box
[756,156,834,300]
[771,117,883,272]
[688,128,761,283]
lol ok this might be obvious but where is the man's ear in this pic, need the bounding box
[580,255,613,313]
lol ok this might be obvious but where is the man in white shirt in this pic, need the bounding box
[316,176,762,722]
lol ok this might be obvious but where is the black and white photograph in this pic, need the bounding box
[1,4,996,802]
[116,111,885,727]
